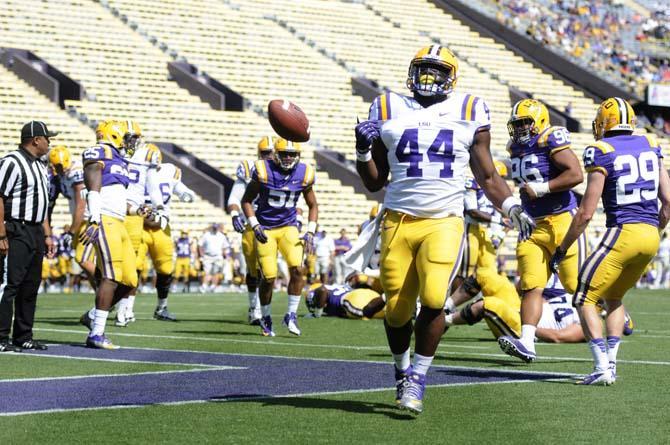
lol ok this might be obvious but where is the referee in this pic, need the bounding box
[0,121,57,352]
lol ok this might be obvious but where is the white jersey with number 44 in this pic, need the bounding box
[369,91,491,218]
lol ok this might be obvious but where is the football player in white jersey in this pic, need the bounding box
[354,45,535,414]
[116,122,162,326]
[227,136,275,325]
[138,157,195,322]
[46,145,94,286]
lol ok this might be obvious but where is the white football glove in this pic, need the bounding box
[502,197,535,242]
[179,191,195,203]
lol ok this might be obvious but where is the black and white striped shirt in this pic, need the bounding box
[0,148,50,224]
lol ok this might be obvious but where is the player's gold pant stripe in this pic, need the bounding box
[574,227,620,306]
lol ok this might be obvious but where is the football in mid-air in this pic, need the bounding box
[268,99,310,142]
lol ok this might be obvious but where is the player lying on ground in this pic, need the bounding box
[304,284,385,319]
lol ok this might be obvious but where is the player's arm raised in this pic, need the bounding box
[355,121,389,192]
[241,179,267,243]
[470,130,534,240]
[657,161,670,229]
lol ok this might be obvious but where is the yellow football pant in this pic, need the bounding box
[256,225,303,280]
[174,257,191,280]
[517,210,587,293]
[342,288,384,319]
[481,275,521,339]
[574,223,659,306]
[144,225,175,275]
[125,215,147,271]
[460,223,497,277]
[242,227,258,279]
[96,215,137,288]
[381,211,464,327]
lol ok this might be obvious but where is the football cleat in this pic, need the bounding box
[260,316,275,337]
[115,312,128,327]
[577,369,614,386]
[399,372,426,414]
[154,308,177,322]
[498,336,536,363]
[282,312,301,336]
[394,366,412,405]
[86,334,120,350]
[79,311,93,331]
[623,311,634,336]
[248,308,262,326]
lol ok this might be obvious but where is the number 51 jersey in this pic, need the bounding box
[370,91,491,218]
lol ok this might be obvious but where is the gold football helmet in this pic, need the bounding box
[493,160,508,178]
[407,45,458,97]
[98,120,126,150]
[48,145,72,173]
[146,143,162,168]
[592,97,636,140]
[123,119,143,155]
[95,120,113,142]
[257,135,275,160]
[273,138,301,170]
[507,99,550,144]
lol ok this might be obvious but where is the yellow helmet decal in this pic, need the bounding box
[592,97,636,140]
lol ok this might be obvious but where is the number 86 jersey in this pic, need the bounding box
[583,134,663,227]
[370,91,491,218]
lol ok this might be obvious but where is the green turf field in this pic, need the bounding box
[1,289,669,444]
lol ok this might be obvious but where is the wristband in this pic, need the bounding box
[230,210,239,217]
[86,190,102,223]
[356,151,372,162]
[501,196,521,218]
[248,216,260,228]
[528,181,551,198]
[0,235,7,241]
[307,221,317,233]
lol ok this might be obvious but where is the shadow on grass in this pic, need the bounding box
[174,330,261,337]
[38,318,83,327]
[211,395,416,420]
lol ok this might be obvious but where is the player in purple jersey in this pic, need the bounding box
[498,99,586,364]
[241,138,319,337]
[550,98,670,385]
[78,120,140,350]
[304,284,385,319]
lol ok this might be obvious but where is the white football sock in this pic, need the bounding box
[589,338,609,371]
[157,298,168,310]
[413,353,434,376]
[126,295,136,313]
[444,297,456,313]
[116,299,127,317]
[444,313,454,326]
[287,294,300,314]
[520,324,537,351]
[248,291,257,309]
[392,349,411,371]
[91,309,109,337]
[606,336,620,365]
[261,304,272,318]
[88,307,96,320]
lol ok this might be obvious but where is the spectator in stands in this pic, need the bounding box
[314,229,335,284]
[564,101,573,117]
[334,228,352,284]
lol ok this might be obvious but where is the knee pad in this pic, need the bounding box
[461,302,483,325]
[463,275,482,297]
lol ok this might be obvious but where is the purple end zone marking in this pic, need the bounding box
[0,345,569,415]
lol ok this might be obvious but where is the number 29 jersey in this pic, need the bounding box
[508,126,577,218]
[252,159,315,229]
[369,91,491,218]
[583,134,662,227]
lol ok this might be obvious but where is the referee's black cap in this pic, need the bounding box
[21,121,59,141]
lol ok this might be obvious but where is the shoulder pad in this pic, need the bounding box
[371,93,393,121]
[253,160,269,183]
[643,133,660,149]
[590,141,615,154]
[302,163,315,187]
[81,145,111,164]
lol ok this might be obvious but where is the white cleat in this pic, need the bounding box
[282,312,301,336]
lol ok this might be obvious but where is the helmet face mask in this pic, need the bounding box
[123,133,142,157]
[507,117,536,145]
[275,151,299,170]
[409,62,454,97]
[507,99,550,145]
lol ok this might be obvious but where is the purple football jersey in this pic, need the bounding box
[81,144,130,188]
[324,285,350,317]
[583,134,662,227]
[175,237,191,258]
[509,126,578,218]
[252,160,315,229]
